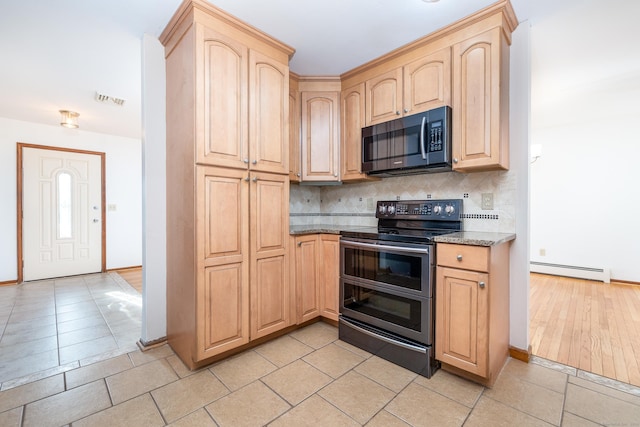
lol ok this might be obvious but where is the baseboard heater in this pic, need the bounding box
[530,261,610,283]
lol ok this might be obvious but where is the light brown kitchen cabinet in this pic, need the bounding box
[161,0,294,369]
[435,242,510,386]
[319,234,340,321]
[452,27,509,172]
[196,166,250,359]
[293,233,340,323]
[340,83,378,182]
[300,91,340,182]
[249,173,291,339]
[289,75,301,182]
[294,235,321,323]
[364,48,451,126]
[185,27,289,175]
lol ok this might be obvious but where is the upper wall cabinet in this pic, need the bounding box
[289,76,301,182]
[365,48,451,126]
[173,17,290,175]
[301,91,340,182]
[452,28,509,172]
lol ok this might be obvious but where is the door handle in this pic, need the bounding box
[420,116,427,160]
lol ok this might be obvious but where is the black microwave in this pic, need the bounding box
[362,106,451,177]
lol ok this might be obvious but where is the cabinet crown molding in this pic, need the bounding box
[160,0,295,59]
[340,0,518,81]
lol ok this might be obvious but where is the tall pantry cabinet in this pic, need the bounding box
[160,0,295,369]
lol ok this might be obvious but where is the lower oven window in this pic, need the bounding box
[343,282,422,332]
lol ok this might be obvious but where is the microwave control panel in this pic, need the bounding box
[429,120,443,152]
[376,199,462,221]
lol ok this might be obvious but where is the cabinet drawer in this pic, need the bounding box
[437,243,489,272]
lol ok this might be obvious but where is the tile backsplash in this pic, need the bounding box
[290,169,516,233]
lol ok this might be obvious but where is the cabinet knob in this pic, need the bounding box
[297,241,302,247]
[453,158,459,164]
[252,177,258,182]
[404,108,408,113]
[252,160,257,165]
[297,173,301,177]
[334,173,338,177]
[243,158,249,164]
[396,111,401,115]
[244,176,250,182]
[456,254,463,261]
[479,281,486,289]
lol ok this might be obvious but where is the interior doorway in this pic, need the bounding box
[17,143,106,282]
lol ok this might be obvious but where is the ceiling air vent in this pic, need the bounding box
[95,91,126,106]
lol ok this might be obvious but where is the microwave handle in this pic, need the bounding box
[420,116,427,160]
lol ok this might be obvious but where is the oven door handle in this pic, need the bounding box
[341,240,430,255]
[340,318,427,353]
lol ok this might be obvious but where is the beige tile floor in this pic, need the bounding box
[1,274,640,426]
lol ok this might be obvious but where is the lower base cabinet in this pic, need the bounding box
[435,242,510,385]
[293,233,340,323]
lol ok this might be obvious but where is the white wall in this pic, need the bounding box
[529,0,640,282]
[140,34,167,343]
[0,117,142,282]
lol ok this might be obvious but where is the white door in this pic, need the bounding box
[22,147,103,281]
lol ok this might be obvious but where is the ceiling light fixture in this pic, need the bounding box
[422,0,440,2]
[59,110,79,128]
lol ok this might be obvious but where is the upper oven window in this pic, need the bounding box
[341,240,432,295]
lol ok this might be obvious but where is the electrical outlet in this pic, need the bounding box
[367,198,374,210]
[481,193,493,210]
[539,248,546,256]
[108,204,117,212]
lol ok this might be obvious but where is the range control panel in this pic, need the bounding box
[376,199,462,221]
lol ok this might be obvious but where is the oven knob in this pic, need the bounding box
[379,205,386,214]
[388,205,395,214]
[445,205,455,214]
[433,205,442,215]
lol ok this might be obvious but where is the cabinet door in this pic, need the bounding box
[452,28,509,171]
[365,68,403,126]
[250,172,290,339]
[295,235,320,323]
[300,91,340,181]
[249,49,289,175]
[341,83,373,182]
[196,166,250,359]
[319,235,340,321]
[289,82,301,182]
[436,266,489,377]
[403,48,451,116]
[199,29,248,169]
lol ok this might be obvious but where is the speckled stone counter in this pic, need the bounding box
[433,231,516,246]
[289,224,379,236]
[290,226,515,246]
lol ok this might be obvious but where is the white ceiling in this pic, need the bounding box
[0,0,561,139]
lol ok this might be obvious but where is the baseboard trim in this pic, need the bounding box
[137,337,168,352]
[108,265,143,273]
[0,280,18,287]
[509,345,532,363]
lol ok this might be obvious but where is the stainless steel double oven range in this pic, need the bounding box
[339,199,463,378]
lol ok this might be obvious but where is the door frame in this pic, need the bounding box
[16,143,107,283]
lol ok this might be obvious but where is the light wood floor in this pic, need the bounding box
[531,273,640,387]
[115,267,142,294]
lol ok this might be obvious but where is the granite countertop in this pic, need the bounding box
[290,225,515,246]
[432,231,516,246]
